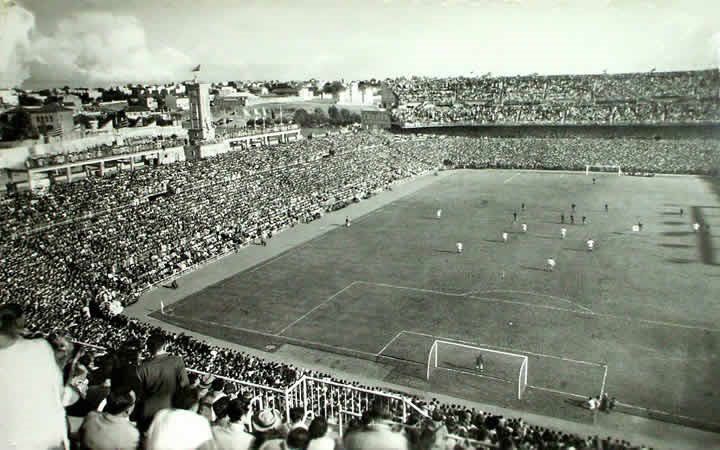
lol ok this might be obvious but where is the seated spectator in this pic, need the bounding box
[212,398,255,450]
[77,389,139,450]
[0,303,68,450]
[136,332,190,431]
[145,385,215,450]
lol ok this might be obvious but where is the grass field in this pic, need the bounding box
[155,170,720,429]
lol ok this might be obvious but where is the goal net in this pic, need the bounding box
[427,340,528,400]
[585,165,622,176]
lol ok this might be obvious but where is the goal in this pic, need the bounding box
[585,165,622,176]
[426,340,528,400]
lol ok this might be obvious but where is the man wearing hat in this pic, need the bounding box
[213,398,255,450]
[251,407,284,447]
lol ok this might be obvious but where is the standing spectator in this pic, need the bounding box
[111,339,142,396]
[0,303,68,450]
[145,386,215,450]
[77,389,140,450]
[213,398,255,450]
[251,407,285,448]
[136,332,190,431]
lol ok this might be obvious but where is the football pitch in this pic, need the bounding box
[155,170,720,429]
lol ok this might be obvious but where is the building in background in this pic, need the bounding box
[186,82,215,142]
[165,93,190,111]
[27,103,74,139]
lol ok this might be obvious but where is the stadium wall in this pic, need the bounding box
[392,124,720,140]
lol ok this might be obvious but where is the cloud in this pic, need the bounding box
[30,12,191,86]
[0,1,35,87]
[713,32,720,67]
[1,3,192,87]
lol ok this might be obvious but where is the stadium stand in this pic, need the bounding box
[388,70,720,126]
[8,125,719,447]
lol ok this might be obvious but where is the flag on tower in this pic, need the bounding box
[192,64,201,72]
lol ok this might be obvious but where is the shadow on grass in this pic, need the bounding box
[662,231,693,237]
[662,221,685,225]
[520,265,548,272]
[433,249,458,254]
[666,258,694,264]
[659,243,693,249]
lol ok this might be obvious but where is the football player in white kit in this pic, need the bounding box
[456,242,463,253]
[521,223,528,233]
[587,238,595,251]
[546,258,556,271]
[437,209,442,219]
[693,222,700,232]
[502,232,509,243]
[560,228,567,239]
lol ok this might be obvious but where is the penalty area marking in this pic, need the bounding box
[276,281,360,336]
[464,289,595,315]
[503,173,521,184]
[399,330,606,368]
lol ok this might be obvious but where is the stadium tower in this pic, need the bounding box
[187,80,215,143]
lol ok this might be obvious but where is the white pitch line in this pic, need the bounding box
[276,281,359,336]
[402,330,606,368]
[469,289,595,315]
[528,385,588,400]
[503,173,521,184]
[163,312,382,359]
[362,281,720,333]
[615,401,720,428]
[375,330,404,356]
[357,280,466,297]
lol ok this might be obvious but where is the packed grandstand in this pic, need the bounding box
[388,70,720,126]
[2,97,720,450]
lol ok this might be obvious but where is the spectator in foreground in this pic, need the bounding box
[0,303,68,450]
[280,406,309,435]
[145,385,215,450]
[251,407,285,448]
[212,398,255,450]
[343,402,409,450]
[307,416,338,450]
[77,389,139,450]
[136,332,190,431]
[260,427,310,450]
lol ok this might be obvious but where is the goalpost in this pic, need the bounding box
[585,164,622,176]
[427,340,528,400]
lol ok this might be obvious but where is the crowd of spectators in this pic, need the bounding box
[388,70,720,125]
[2,128,710,449]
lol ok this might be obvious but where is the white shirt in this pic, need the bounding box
[561,228,567,236]
[502,233,508,240]
[547,259,556,266]
[521,224,527,231]
[0,338,67,450]
[693,223,700,231]
[213,422,255,450]
[146,408,214,450]
[587,240,595,248]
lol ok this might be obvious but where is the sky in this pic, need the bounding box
[1,0,719,89]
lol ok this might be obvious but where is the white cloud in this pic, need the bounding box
[30,12,191,86]
[1,3,191,87]
[0,1,35,87]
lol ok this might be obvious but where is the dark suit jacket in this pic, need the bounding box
[136,353,189,427]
